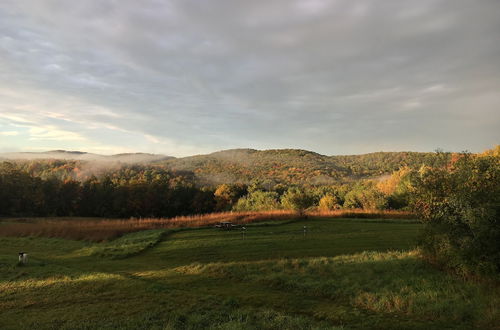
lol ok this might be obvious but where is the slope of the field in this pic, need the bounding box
[1,218,497,329]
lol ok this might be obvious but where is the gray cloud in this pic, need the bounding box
[0,0,499,156]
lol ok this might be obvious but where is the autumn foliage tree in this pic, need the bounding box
[214,184,246,211]
[318,194,341,211]
[280,187,314,215]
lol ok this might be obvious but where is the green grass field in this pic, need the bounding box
[0,218,498,329]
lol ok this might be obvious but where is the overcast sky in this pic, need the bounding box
[0,0,499,156]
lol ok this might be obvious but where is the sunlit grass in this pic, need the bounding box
[75,229,167,259]
[0,272,123,295]
[0,218,497,329]
[170,250,498,327]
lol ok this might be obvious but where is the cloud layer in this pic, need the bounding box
[1,0,499,156]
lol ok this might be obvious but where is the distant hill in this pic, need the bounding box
[0,148,449,185]
[159,148,448,185]
[0,150,173,163]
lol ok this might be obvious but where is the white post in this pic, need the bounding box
[18,252,27,264]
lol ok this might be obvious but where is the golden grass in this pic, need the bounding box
[0,209,415,241]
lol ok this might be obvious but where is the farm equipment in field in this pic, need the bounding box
[214,222,239,230]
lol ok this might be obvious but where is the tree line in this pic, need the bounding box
[0,163,214,218]
[0,158,423,218]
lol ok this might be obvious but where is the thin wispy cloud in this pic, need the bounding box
[0,0,499,156]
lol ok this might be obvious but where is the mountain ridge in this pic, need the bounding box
[0,148,454,185]
[0,147,436,160]
[0,150,174,163]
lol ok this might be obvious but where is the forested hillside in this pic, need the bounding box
[161,149,450,185]
[0,148,450,185]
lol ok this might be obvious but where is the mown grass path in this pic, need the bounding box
[1,218,498,329]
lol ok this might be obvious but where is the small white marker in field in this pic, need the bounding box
[18,252,28,264]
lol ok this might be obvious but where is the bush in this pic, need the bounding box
[318,194,341,211]
[412,153,500,277]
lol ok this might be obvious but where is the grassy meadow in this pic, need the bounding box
[0,217,498,329]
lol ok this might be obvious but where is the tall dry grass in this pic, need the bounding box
[0,209,415,241]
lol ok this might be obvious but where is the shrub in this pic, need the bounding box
[412,153,500,277]
[318,194,341,211]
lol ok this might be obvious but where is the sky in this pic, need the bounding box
[0,0,499,157]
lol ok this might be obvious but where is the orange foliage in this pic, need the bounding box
[376,166,411,195]
[479,145,500,157]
